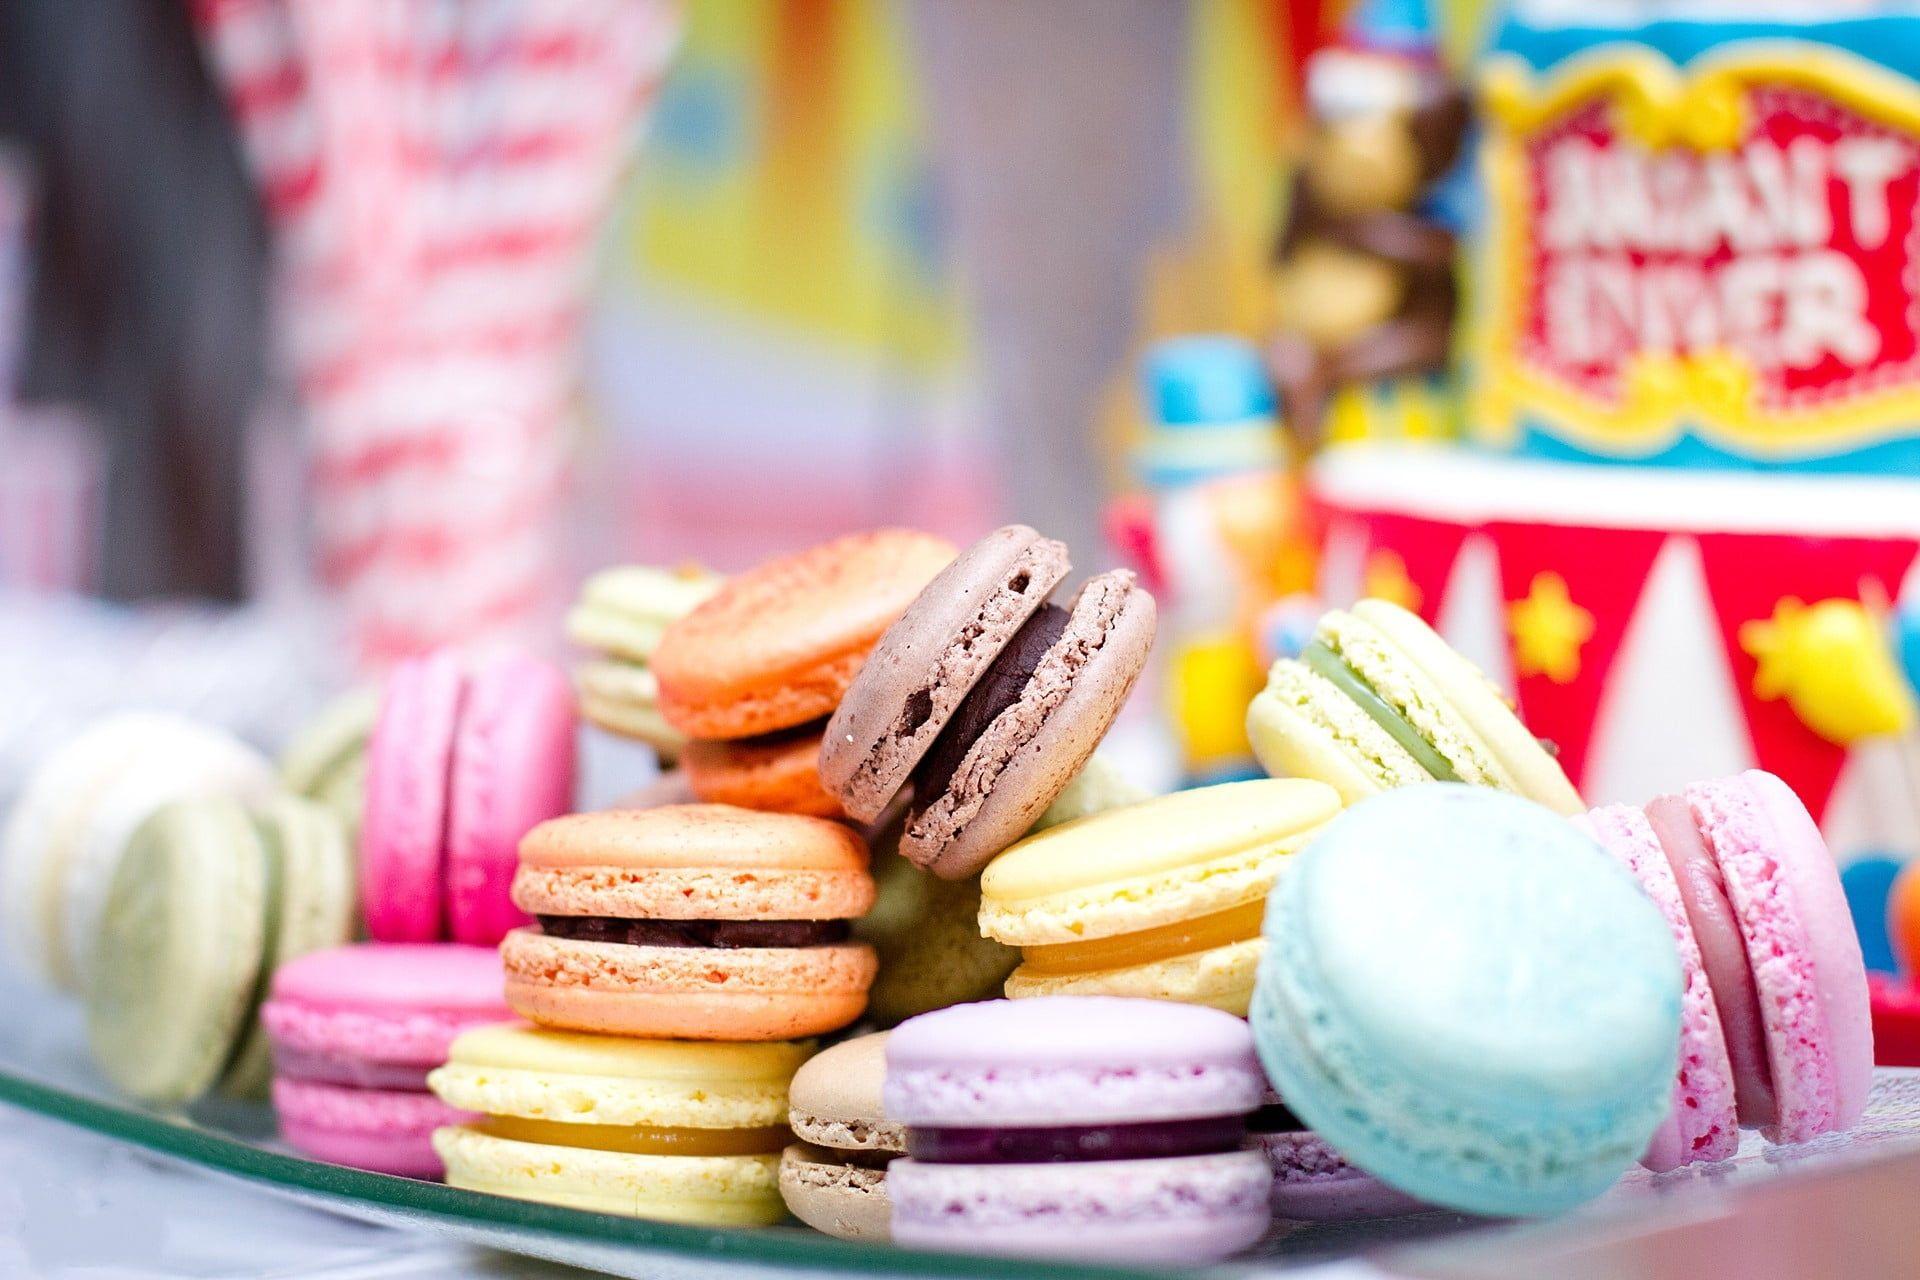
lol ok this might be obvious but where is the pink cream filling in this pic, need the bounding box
[1645,794,1777,1131]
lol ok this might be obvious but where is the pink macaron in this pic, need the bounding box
[263,943,513,1178]
[362,649,576,944]
[1583,770,1873,1164]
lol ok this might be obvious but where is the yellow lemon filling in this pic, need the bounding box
[1017,899,1267,977]
[474,1116,791,1157]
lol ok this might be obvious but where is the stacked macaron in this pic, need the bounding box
[884,998,1273,1263]
[1251,786,1683,1217]
[655,529,957,818]
[778,1031,902,1240]
[1247,598,1581,813]
[84,793,357,1104]
[821,525,1156,879]
[568,564,723,762]
[978,778,1342,1014]
[1581,771,1872,1170]
[433,802,878,1221]
[360,647,577,945]
[263,944,511,1176]
[3,712,277,996]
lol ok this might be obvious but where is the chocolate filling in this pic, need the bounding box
[1246,1103,1308,1135]
[911,604,1069,806]
[537,916,849,949]
[730,717,832,750]
[906,1115,1246,1165]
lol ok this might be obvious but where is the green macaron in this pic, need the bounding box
[85,794,355,1105]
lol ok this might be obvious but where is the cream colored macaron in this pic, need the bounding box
[978,779,1342,1014]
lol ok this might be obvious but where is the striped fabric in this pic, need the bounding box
[193,0,680,668]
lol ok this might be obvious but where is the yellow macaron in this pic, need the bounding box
[977,778,1342,1014]
[428,1022,811,1224]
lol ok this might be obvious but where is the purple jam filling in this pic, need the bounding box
[906,1114,1247,1164]
[268,1044,434,1092]
[536,916,849,949]
[1247,1103,1307,1135]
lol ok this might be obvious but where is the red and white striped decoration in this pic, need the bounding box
[193,0,679,669]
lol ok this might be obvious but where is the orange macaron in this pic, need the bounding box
[504,805,878,1040]
[683,726,843,819]
[652,529,957,742]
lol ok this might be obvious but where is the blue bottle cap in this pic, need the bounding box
[1142,336,1276,427]
[1898,601,1920,696]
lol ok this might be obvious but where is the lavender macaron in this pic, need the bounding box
[883,997,1273,1264]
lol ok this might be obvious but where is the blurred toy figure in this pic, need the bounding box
[1119,337,1307,783]
[1268,0,1467,450]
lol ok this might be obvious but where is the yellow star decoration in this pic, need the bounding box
[1508,571,1594,684]
[1363,549,1422,614]
[1739,596,1915,745]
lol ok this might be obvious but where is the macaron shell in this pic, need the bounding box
[86,799,267,1104]
[361,651,465,941]
[1351,599,1582,815]
[274,1077,464,1178]
[820,524,1070,822]
[653,529,957,740]
[447,654,576,945]
[902,571,1155,879]
[684,728,844,819]
[1744,771,1873,1130]
[779,1144,891,1241]
[979,778,1341,946]
[787,1031,899,1149]
[884,997,1264,1127]
[1003,936,1264,1015]
[1579,805,1738,1169]
[278,688,379,798]
[262,943,512,1069]
[434,1127,785,1224]
[430,1022,805,1128]
[500,930,875,1040]
[567,565,723,662]
[57,725,274,994]
[223,797,360,1098]
[512,805,874,921]
[887,1152,1272,1265]
[1252,1131,1429,1222]
[1247,659,1430,803]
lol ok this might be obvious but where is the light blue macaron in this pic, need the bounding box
[1250,784,1681,1217]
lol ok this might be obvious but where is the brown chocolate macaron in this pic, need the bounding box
[820,526,1155,879]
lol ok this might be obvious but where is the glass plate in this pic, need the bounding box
[7,966,1920,1280]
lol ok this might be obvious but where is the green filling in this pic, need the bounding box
[1303,641,1459,784]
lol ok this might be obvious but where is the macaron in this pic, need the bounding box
[854,760,1137,1027]
[780,1031,902,1240]
[1588,771,1873,1152]
[884,997,1273,1264]
[1247,598,1581,813]
[504,805,877,1040]
[978,778,1343,1014]
[84,794,356,1105]
[3,712,275,993]
[1250,1096,1428,1222]
[821,526,1156,879]
[263,943,512,1177]
[362,647,577,945]
[653,529,957,741]
[568,564,723,760]
[277,687,379,837]
[430,1022,809,1224]
[683,725,843,819]
[1250,785,1682,1217]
